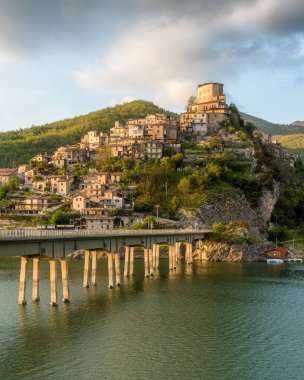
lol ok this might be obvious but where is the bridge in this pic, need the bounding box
[0,228,212,306]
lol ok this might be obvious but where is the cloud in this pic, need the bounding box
[0,0,304,110]
[73,0,304,108]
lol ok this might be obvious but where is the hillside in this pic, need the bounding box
[273,134,304,156]
[0,100,178,167]
[241,112,304,135]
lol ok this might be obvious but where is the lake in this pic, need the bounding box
[1,258,304,379]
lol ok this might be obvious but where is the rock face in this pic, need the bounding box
[195,242,269,262]
[179,185,280,239]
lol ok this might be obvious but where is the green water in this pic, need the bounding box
[1,258,304,380]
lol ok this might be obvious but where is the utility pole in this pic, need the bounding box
[155,204,160,224]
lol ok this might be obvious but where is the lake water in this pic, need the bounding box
[1,258,304,380]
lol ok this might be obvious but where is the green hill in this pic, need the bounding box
[241,112,304,135]
[0,100,178,167]
[273,134,304,156]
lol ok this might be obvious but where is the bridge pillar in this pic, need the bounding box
[149,248,154,276]
[168,245,174,271]
[18,256,28,305]
[185,242,190,265]
[175,242,181,262]
[173,245,177,269]
[114,253,121,286]
[155,244,160,269]
[60,259,70,303]
[108,253,114,289]
[152,244,157,271]
[83,250,90,288]
[49,259,58,306]
[186,242,193,264]
[124,246,130,277]
[32,257,40,302]
[144,248,150,277]
[91,251,97,286]
[129,247,134,276]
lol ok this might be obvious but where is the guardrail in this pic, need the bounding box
[0,228,212,240]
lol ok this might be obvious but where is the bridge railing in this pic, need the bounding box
[0,228,211,240]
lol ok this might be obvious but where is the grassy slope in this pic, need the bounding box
[0,100,178,167]
[273,134,304,156]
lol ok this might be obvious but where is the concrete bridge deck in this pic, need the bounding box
[0,228,212,258]
[0,228,212,306]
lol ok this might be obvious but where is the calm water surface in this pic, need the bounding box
[0,258,304,380]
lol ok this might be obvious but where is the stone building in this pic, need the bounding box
[80,131,108,150]
[15,195,48,214]
[52,145,87,169]
[0,168,18,186]
[180,82,230,134]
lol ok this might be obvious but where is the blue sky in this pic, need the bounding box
[0,0,303,132]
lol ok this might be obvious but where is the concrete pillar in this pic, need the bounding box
[168,245,173,271]
[173,245,177,269]
[60,259,70,303]
[152,244,157,271]
[49,259,58,306]
[114,253,121,286]
[32,257,40,302]
[186,243,190,265]
[149,248,154,276]
[129,247,134,276]
[155,244,160,269]
[18,256,27,305]
[83,250,90,288]
[190,243,193,264]
[144,248,150,277]
[108,253,114,289]
[124,246,130,277]
[91,251,97,286]
[175,242,181,261]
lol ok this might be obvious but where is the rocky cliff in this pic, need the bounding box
[194,241,269,262]
[179,184,280,240]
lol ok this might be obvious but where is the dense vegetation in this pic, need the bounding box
[0,100,178,167]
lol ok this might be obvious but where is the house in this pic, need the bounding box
[146,141,163,159]
[24,168,38,185]
[81,130,108,150]
[264,247,289,259]
[72,195,92,213]
[84,215,115,230]
[52,145,87,169]
[97,172,111,185]
[32,178,51,191]
[100,189,124,209]
[110,172,122,183]
[0,168,18,186]
[50,175,74,196]
[83,182,105,202]
[30,153,51,164]
[15,195,48,214]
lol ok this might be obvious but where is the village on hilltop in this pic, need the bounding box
[0,83,298,230]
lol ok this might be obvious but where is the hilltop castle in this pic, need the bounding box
[180,82,230,134]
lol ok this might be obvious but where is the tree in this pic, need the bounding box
[50,210,69,225]
[187,96,197,109]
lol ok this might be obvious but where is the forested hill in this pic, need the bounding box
[241,112,304,135]
[0,100,178,167]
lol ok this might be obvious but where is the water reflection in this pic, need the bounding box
[2,258,304,380]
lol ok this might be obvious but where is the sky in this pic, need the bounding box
[0,0,304,132]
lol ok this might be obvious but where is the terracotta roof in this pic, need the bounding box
[265,247,288,253]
